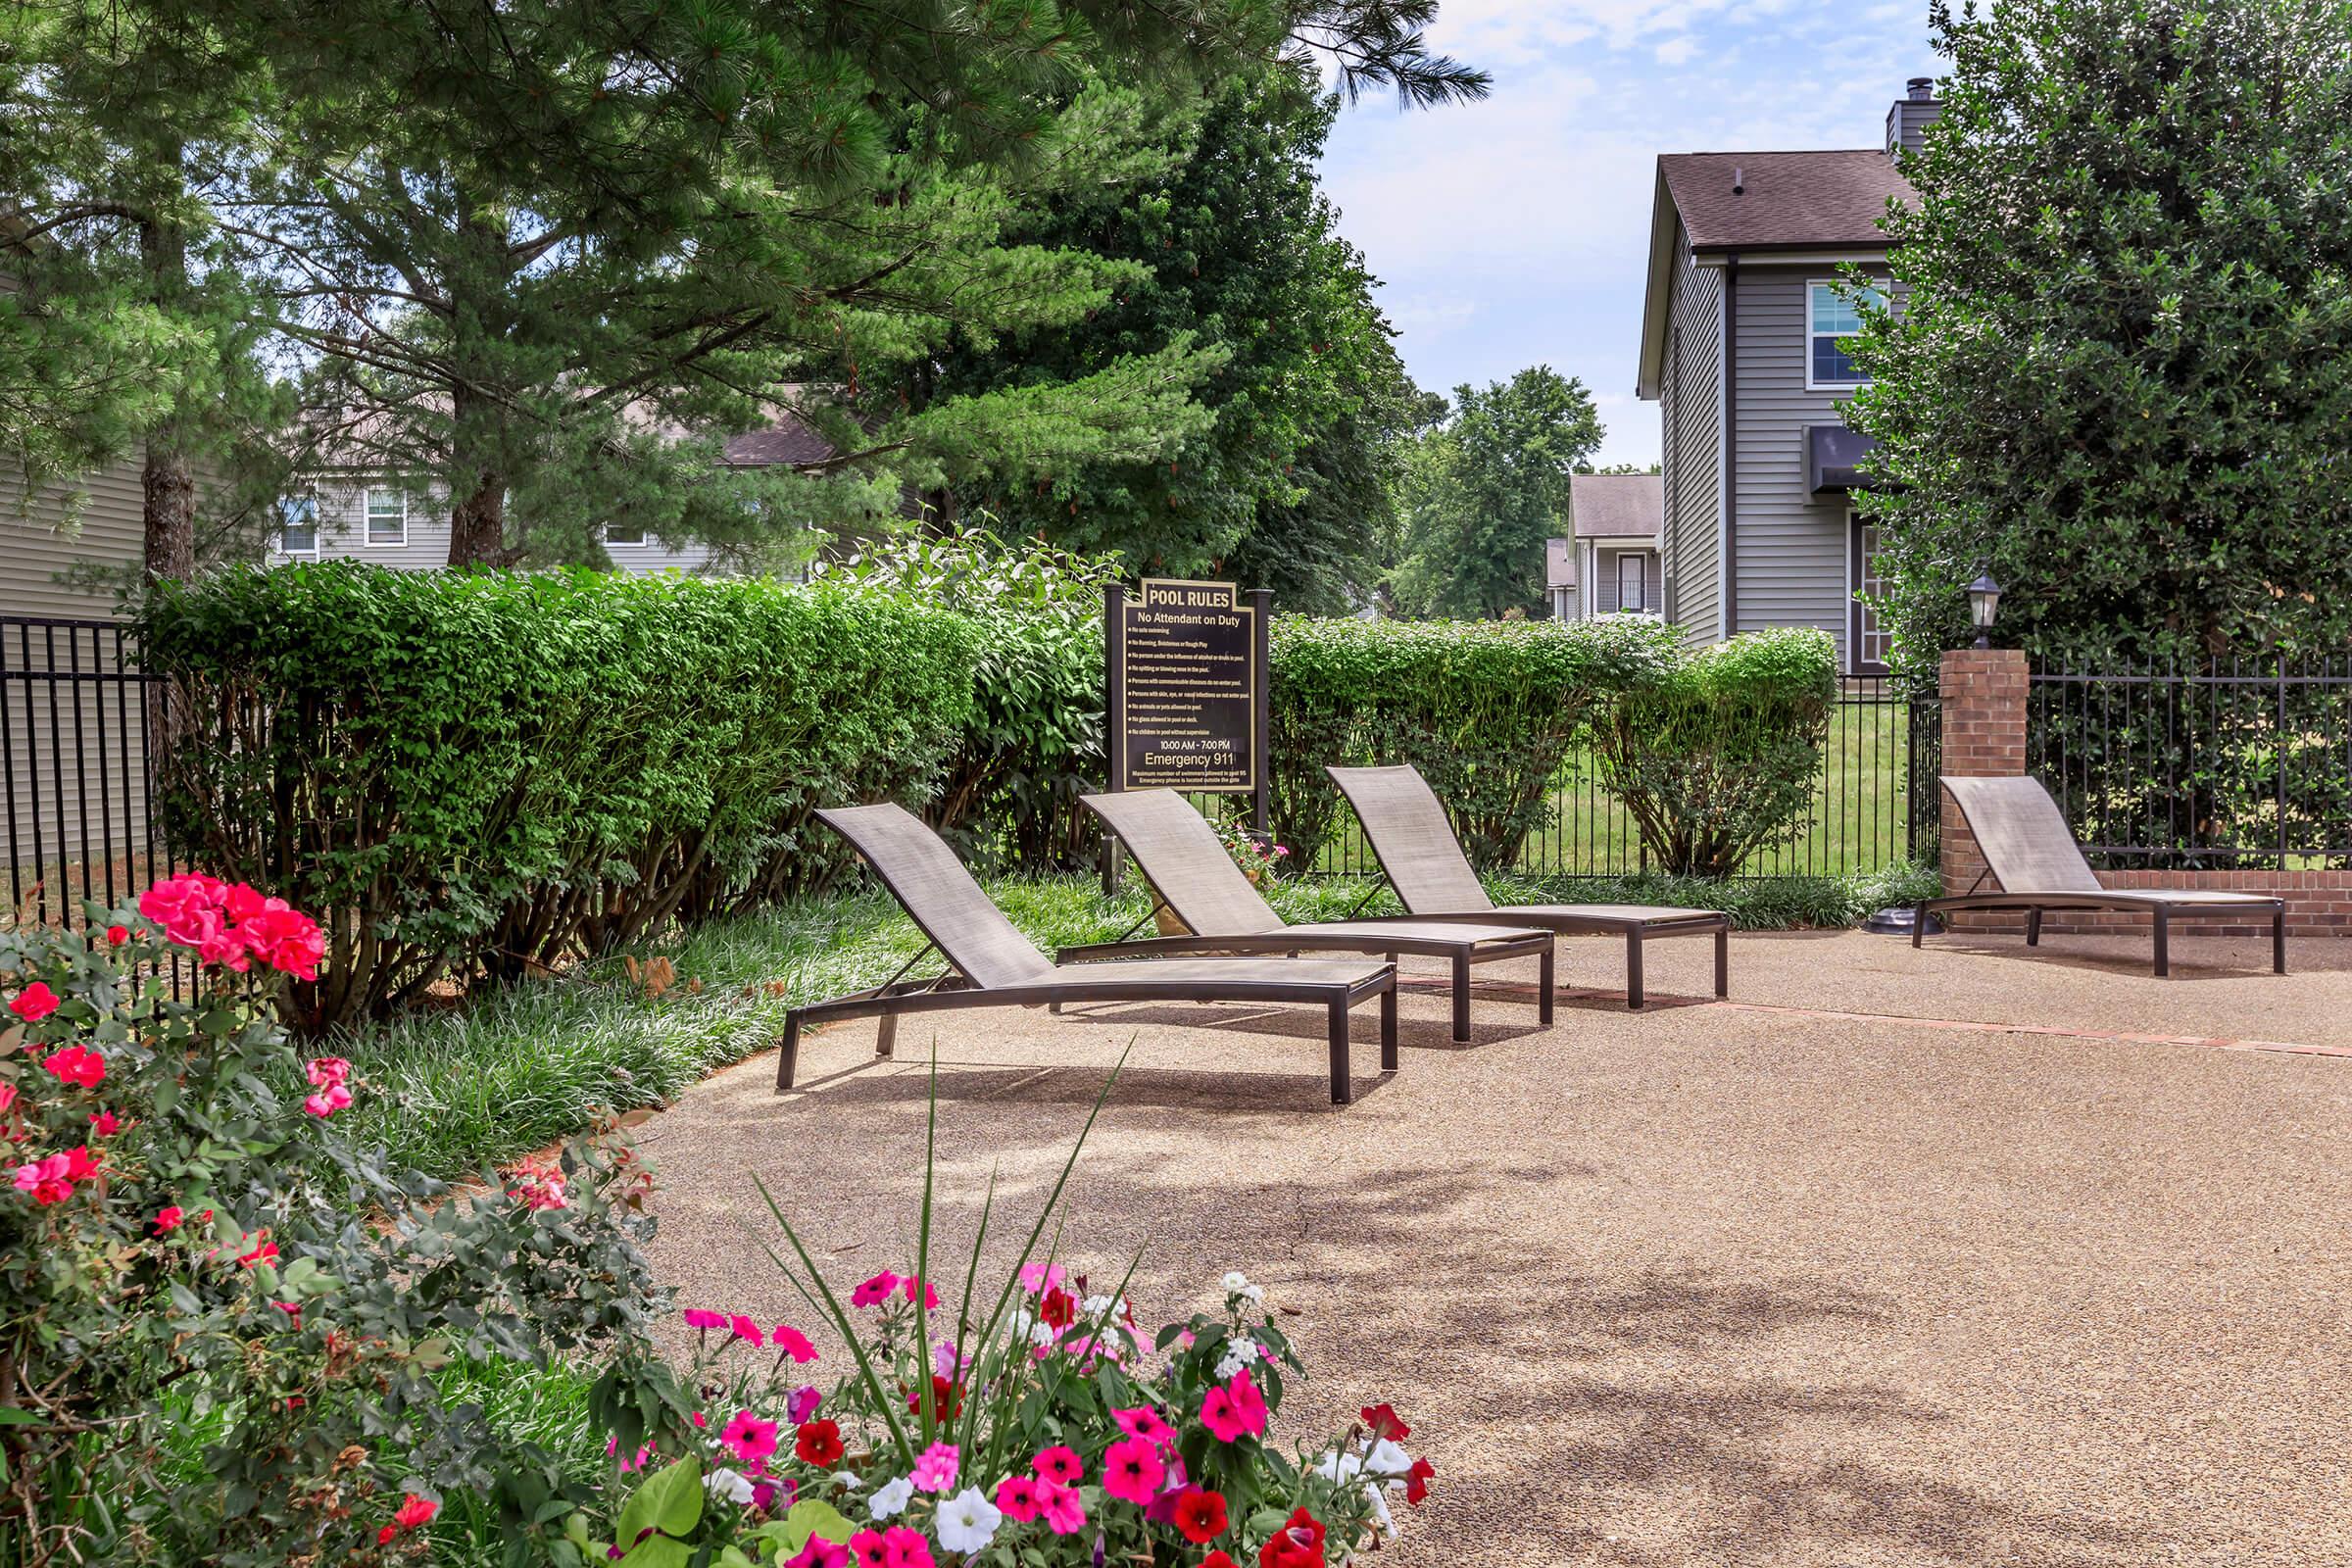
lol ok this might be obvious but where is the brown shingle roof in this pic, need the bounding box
[1570,473,1661,539]
[722,416,836,468]
[1658,150,1912,252]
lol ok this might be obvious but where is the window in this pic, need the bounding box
[277,495,319,556]
[1618,553,1646,613]
[604,521,647,548]
[365,486,407,547]
[1807,281,1884,390]
[1850,510,1890,673]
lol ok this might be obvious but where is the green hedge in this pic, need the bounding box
[145,564,977,1031]
[1592,627,1838,877]
[1268,614,1677,869]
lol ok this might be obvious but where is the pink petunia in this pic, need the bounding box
[720,1409,780,1465]
[994,1474,1042,1522]
[851,1270,902,1308]
[899,1275,940,1310]
[682,1308,725,1331]
[8,983,59,1023]
[728,1314,763,1348]
[879,1526,933,1568]
[847,1534,890,1568]
[1112,1404,1177,1448]
[1101,1438,1164,1505]
[784,1539,848,1568]
[910,1441,958,1494]
[1017,1260,1066,1296]
[1032,1446,1084,1487]
[1200,1370,1269,1445]
[786,1385,822,1425]
[769,1324,817,1364]
[1034,1478,1087,1536]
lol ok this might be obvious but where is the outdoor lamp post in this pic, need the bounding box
[1967,570,2003,649]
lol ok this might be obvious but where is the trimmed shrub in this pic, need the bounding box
[820,525,1116,873]
[1592,627,1838,878]
[144,564,977,1031]
[1268,615,1676,870]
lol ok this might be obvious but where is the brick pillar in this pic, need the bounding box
[1937,649,2028,917]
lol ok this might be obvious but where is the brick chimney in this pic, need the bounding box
[1886,76,1941,161]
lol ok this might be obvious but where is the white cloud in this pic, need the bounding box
[1653,35,1699,65]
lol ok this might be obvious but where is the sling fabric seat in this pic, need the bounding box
[1328,764,1731,1009]
[779,804,1398,1104]
[1065,789,1553,1043]
[1916,775,2285,977]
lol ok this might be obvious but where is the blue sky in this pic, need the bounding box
[1318,1,1935,466]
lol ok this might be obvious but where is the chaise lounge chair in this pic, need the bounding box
[779,804,1399,1104]
[1061,789,1554,1044]
[1328,764,1732,1009]
[1915,775,2286,977]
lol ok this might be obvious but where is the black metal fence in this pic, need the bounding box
[2029,657,2352,869]
[1316,684,1938,881]
[2,616,168,932]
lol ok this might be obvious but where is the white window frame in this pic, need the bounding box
[603,521,648,548]
[1617,552,1647,613]
[1805,279,1882,393]
[364,486,408,548]
[276,494,320,558]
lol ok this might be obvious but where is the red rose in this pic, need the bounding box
[9,983,60,1023]
[1256,1507,1325,1568]
[1172,1488,1228,1545]
[104,924,128,945]
[795,1418,845,1467]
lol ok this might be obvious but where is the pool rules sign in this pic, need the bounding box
[1104,578,1271,826]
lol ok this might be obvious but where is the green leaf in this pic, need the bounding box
[615,1457,702,1547]
[780,1498,854,1552]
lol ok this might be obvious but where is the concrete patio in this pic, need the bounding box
[636,930,2352,1566]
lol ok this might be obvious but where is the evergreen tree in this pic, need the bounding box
[1390,366,1603,619]
[1845,0,2352,675]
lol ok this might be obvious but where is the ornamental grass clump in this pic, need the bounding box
[0,878,679,1567]
[563,1078,1432,1568]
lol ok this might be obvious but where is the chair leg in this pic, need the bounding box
[877,1011,898,1058]
[1327,998,1352,1104]
[2152,907,2170,978]
[1379,985,1398,1071]
[1538,945,1555,1026]
[1912,903,1925,948]
[1626,930,1644,1010]
[2026,907,2042,947]
[1450,951,1472,1043]
[1049,1001,1061,1014]
[776,1012,804,1091]
[1713,925,1730,999]
[2275,906,2288,974]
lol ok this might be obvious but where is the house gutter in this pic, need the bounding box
[1721,251,1740,640]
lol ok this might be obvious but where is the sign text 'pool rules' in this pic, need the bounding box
[1102,579,1271,887]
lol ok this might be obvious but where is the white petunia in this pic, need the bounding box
[705,1467,756,1505]
[867,1475,915,1521]
[831,1471,865,1490]
[1239,1283,1265,1304]
[933,1487,1004,1554]
[1027,1319,1057,1348]
[1220,1270,1250,1293]
[1363,1438,1415,1478]
[1312,1449,1364,1484]
[1214,1336,1259,1381]
[1362,1480,1396,1538]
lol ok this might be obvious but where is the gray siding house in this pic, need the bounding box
[1635,78,1938,674]
[1546,473,1662,622]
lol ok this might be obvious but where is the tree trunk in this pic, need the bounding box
[137,144,195,586]
[447,468,508,566]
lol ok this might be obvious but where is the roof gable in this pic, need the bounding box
[1657,150,1912,253]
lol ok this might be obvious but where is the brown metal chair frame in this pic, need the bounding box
[779,805,1399,1104]
[1327,764,1732,1010]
